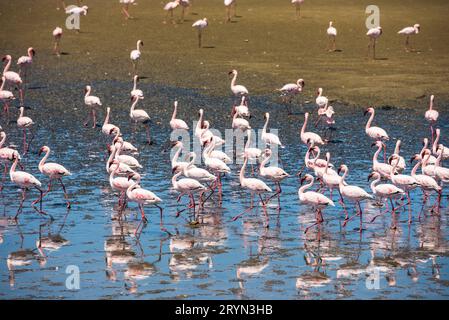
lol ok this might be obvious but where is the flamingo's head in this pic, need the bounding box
[297,79,305,88]
[8,150,20,161]
[138,40,144,47]
[128,172,140,181]
[422,138,428,146]
[371,140,382,148]
[364,107,374,116]
[28,47,36,57]
[367,172,379,181]
[2,55,11,62]
[109,127,119,135]
[82,6,89,14]
[410,154,420,164]
[337,164,347,175]
[38,146,49,156]
[264,149,272,157]
[414,24,420,32]
[264,112,269,120]
[388,154,400,165]
[300,174,312,185]
[85,85,91,93]
[228,69,237,76]
[316,87,323,96]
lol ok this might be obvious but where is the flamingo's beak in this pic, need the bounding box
[141,41,144,46]
[38,147,44,156]
[171,167,178,174]
[300,176,307,185]
[410,156,417,164]
[367,173,374,181]
[364,110,369,116]
[228,71,233,75]
[1,56,7,62]
[337,167,342,175]
[371,142,377,147]
[31,49,36,56]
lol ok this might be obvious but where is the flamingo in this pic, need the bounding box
[242,130,262,172]
[130,40,143,75]
[2,55,23,104]
[17,106,34,155]
[416,138,437,165]
[183,152,216,184]
[130,75,144,99]
[365,106,388,160]
[410,153,441,217]
[228,69,248,98]
[192,18,208,48]
[432,129,449,162]
[106,142,136,175]
[232,154,272,227]
[205,137,231,163]
[434,146,449,184]
[259,148,289,206]
[171,141,191,173]
[111,128,138,153]
[203,138,231,176]
[338,164,374,232]
[164,0,180,24]
[315,102,336,141]
[368,172,404,229]
[398,24,420,52]
[301,112,324,145]
[126,172,166,236]
[120,0,136,20]
[322,152,344,203]
[195,108,206,140]
[179,0,191,22]
[232,106,251,132]
[129,96,152,145]
[278,78,304,113]
[299,174,334,233]
[234,96,250,117]
[37,146,71,208]
[9,151,46,219]
[425,95,438,144]
[372,141,395,179]
[327,21,337,51]
[113,140,142,169]
[172,168,207,215]
[291,0,304,19]
[17,47,35,84]
[224,0,237,22]
[420,148,439,178]
[0,131,20,190]
[262,113,284,148]
[83,85,102,128]
[102,107,119,136]
[389,154,420,219]
[367,26,382,59]
[52,27,63,56]
[109,159,136,212]
[170,101,189,131]
[315,88,328,109]
[199,120,225,146]
[0,76,15,115]
[390,139,406,172]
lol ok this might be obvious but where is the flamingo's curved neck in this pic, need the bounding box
[0,78,5,91]
[373,144,382,164]
[3,57,11,74]
[262,115,269,136]
[420,140,428,157]
[339,167,348,187]
[411,158,422,177]
[231,72,237,88]
[115,141,124,158]
[133,77,137,91]
[127,175,141,196]
[0,133,5,148]
[394,141,400,154]
[429,97,434,110]
[245,132,252,150]
[260,151,270,172]
[39,148,50,172]
[436,150,443,166]
[390,157,398,175]
[172,102,177,121]
[433,131,440,154]
[366,110,375,130]
[311,147,320,165]
[184,153,195,173]
[104,108,110,126]
[130,98,138,117]
[301,114,308,135]
[370,175,380,194]
[240,156,248,184]
[106,143,118,172]
[324,154,330,174]
[10,156,18,180]
[172,171,181,189]
[85,87,91,98]
[172,144,182,167]
[137,41,141,51]
[19,107,24,118]
[298,177,314,195]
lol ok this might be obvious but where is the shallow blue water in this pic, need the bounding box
[1,81,449,299]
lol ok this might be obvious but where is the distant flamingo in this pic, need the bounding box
[260,148,289,206]
[234,96,250,117]
[2,55,23,104]
[131,75,144,99]
[171,141,191,173]
[83,85,102,128]
[111,128,138,153]
[9,151,46,219]
[368,172,404,229]
[315,102,335,141]
[102,107,119,136]
[315,88,328,109]
[390,139,406,172]
[322,152,344,203]
[17,106,34,155]
[327,21,337,51]
[109,159,136,212]
[229,69,248,98]
[262,113,283,148]
[203,137,231,197]
[113,140,142,168]
[232,154,272,227]
[432,129,449,162]
[365,106,388,160]
[130,96,152,144]
[52,27,63,56]
[291,0,304,19]
[224,0,237,22]
[425,95,438,144]
[37,146,71,208]
[398,24,420,52]
[106,142,136,175]
[17,47,35,84]
[0,76,15,115]
[192,18,208,48]
[130,40,143,75]
[170,101,189,131]
[232,106,251,132]
[126,172,167,236]
[301,112,324,145]
[179,0,191,22]
[299,174,334,233]
[338,164,374,232]
[65,5,88,32]
[164,0,180,24]
[367,26,382,59]
[172,168,207,215]
[278,78,304,113]
[0,131,20,190]
[242,130,262,173]
[120,0,136,20]
[372,141,395,179]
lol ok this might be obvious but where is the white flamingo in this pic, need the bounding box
[102,107,119,136]
[301,112,324,145]
[232,106,251,132]
[170,101,189,131]
[172,168,207,213]
[183,152,216,184]
[327,21,337,51]
[109,159,136,211]
[130,40,143,75]
[83,85,102,128]
[52,27,63,56]
[390,139,406,172]
[228,69,248,97]
[432,129,449,161]
[224,0,237,22]
[130,75,144,99]
[164,0,180,23]
[113,140,142,169]
[315,87,328,108]
[17,47,35,82]
[367,26,382,59]
[171,141,191,173]
[372,141,395,179]
[17,106,34,155]
[291,0,304,19]
[425,95,438,144]
[278,78,304,109]
[299,174,334,233]
[2,55,23,103]
[0,76,14,115]
[192,18,208,48]
[398,24,420,52]
[234,96,250,117]
[130,96,152,144]
[260,148,289,205]
[262,113,283,148]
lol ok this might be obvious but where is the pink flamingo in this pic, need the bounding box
[126,172,167,237]
[368,172,404,229]
[0,75,15,115]
[106,141,136,175]
[130,75,144,100]
[432,129,449,162]
[367,26,382,59]
[365,107,388,160]
[170,101,189,131]
[0,131,21,190]
[398,24,420,52]
[192,18,208,48]
[37,146,71,208]
[299,174,334,233]
[425,95,438,144]
[17,47,35,83]
[53,27,63,56]
[102,107,119,136]
[259,148,289,206]
[109,159,136,212]
[164,1,180,24]
[120,0,136,20]
[83,85,102,128]
[327,21,337,51]
[9,151,47,219]
[390,140,406,172]
[224,0,237,22]
[291,0,304,19]
[17,106,34,155]
[232,154,272,227]
[130,96,152,145]
[171,167,207,218]
[315,88,328,109]
[277,78,304,111]
[338,164,373,232]
[322,152,344,203]
[2,55,23,104]
[301,112,324,145]
[232,106,251,132]
[372,141,394,179]
[229,69,249,98]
